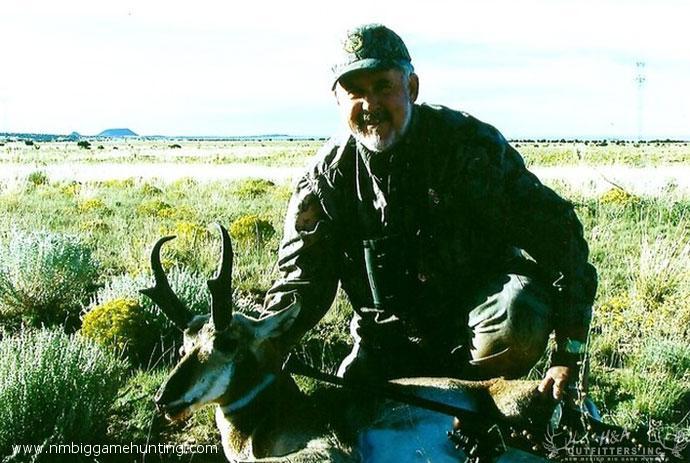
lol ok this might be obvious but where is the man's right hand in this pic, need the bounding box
[538,365,573,400]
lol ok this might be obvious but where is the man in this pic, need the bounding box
[261,23,597,400]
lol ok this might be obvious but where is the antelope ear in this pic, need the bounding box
[237,306,301,340]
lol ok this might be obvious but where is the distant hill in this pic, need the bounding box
[97,128,138,137]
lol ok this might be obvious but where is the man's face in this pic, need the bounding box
[334,68,419,152]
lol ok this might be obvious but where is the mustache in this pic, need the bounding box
[358,109,390,126]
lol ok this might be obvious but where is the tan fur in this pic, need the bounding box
[145,228,547,462]
[156,313,550,462]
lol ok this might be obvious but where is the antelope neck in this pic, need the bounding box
[220,373,277,414]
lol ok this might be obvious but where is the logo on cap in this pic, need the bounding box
[343,32,364,53]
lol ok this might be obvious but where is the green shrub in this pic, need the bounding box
[609,340,690,427]
[139,182,162,196]
[79,219,110,234]
[633,233,690,311]
[85,270,210,365]
[158,267,212,316]
[274,184,294,202]
[229,214,275,245]
[169,177,198,192]
[89,270,210,319]
[0,230,99,330]
[636,339,690,377]
[98,178,134,189]
[77,198,111,215]
[599,187,640,206]
[83,266,262,367]
[26,171,48,187]
[171,221,207,243]
[136,199,173,218]
[59,181,81,197]
[0,328,128,460]
[233,178,275,199]
[81,297,158,365]
[153,221,209,268]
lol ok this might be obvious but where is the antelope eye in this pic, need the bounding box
[214,335,238,352]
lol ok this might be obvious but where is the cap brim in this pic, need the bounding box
[332,58,412,89]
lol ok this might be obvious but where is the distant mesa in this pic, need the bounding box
[68,131,81,140]
[97,128,138,138]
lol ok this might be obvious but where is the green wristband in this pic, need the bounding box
[561,338,587,355]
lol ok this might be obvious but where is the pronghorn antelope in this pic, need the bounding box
[141,224,554,462]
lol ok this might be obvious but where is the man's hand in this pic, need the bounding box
[538,366,573,400]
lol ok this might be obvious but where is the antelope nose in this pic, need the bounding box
[154,382,188,417]
[153,388,187,420]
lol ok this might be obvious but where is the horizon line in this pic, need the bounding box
[1,131,689,143]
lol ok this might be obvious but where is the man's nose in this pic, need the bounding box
[361,93,381,112]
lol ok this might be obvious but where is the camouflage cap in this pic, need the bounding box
[331,23,413,89]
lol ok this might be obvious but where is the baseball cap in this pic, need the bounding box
[331,23,413,89]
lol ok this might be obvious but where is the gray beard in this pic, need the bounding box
[353,131,398,152]
[352,105,413,153]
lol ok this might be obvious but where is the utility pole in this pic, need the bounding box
[635,61,646,142]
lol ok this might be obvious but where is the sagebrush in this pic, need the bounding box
[0,230,99,330]
[0,328,128,461]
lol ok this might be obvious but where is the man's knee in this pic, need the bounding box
[337,316,432,381]
[468,273,553,378]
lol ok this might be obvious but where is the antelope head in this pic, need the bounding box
[140,223,298,422]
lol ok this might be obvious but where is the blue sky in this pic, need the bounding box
[1,0,688,139]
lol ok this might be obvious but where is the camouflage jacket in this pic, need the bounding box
[261,103,597,356]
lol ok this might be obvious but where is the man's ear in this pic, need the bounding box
[408,73,419,103]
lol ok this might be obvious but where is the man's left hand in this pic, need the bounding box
[538,366,572,400]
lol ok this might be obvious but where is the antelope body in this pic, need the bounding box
[142,225,551,462]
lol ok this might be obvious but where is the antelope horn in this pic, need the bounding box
[140,235,192,330]
[207,223,233,330]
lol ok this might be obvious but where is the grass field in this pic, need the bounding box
[2,139,690,167]
[0,140,323,167]
[0,140,689,461]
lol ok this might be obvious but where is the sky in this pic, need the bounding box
[1,0,688,139]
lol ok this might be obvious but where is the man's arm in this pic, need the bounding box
[500,143,597,341]
[465,128,597,396]
[259,175,341,353]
